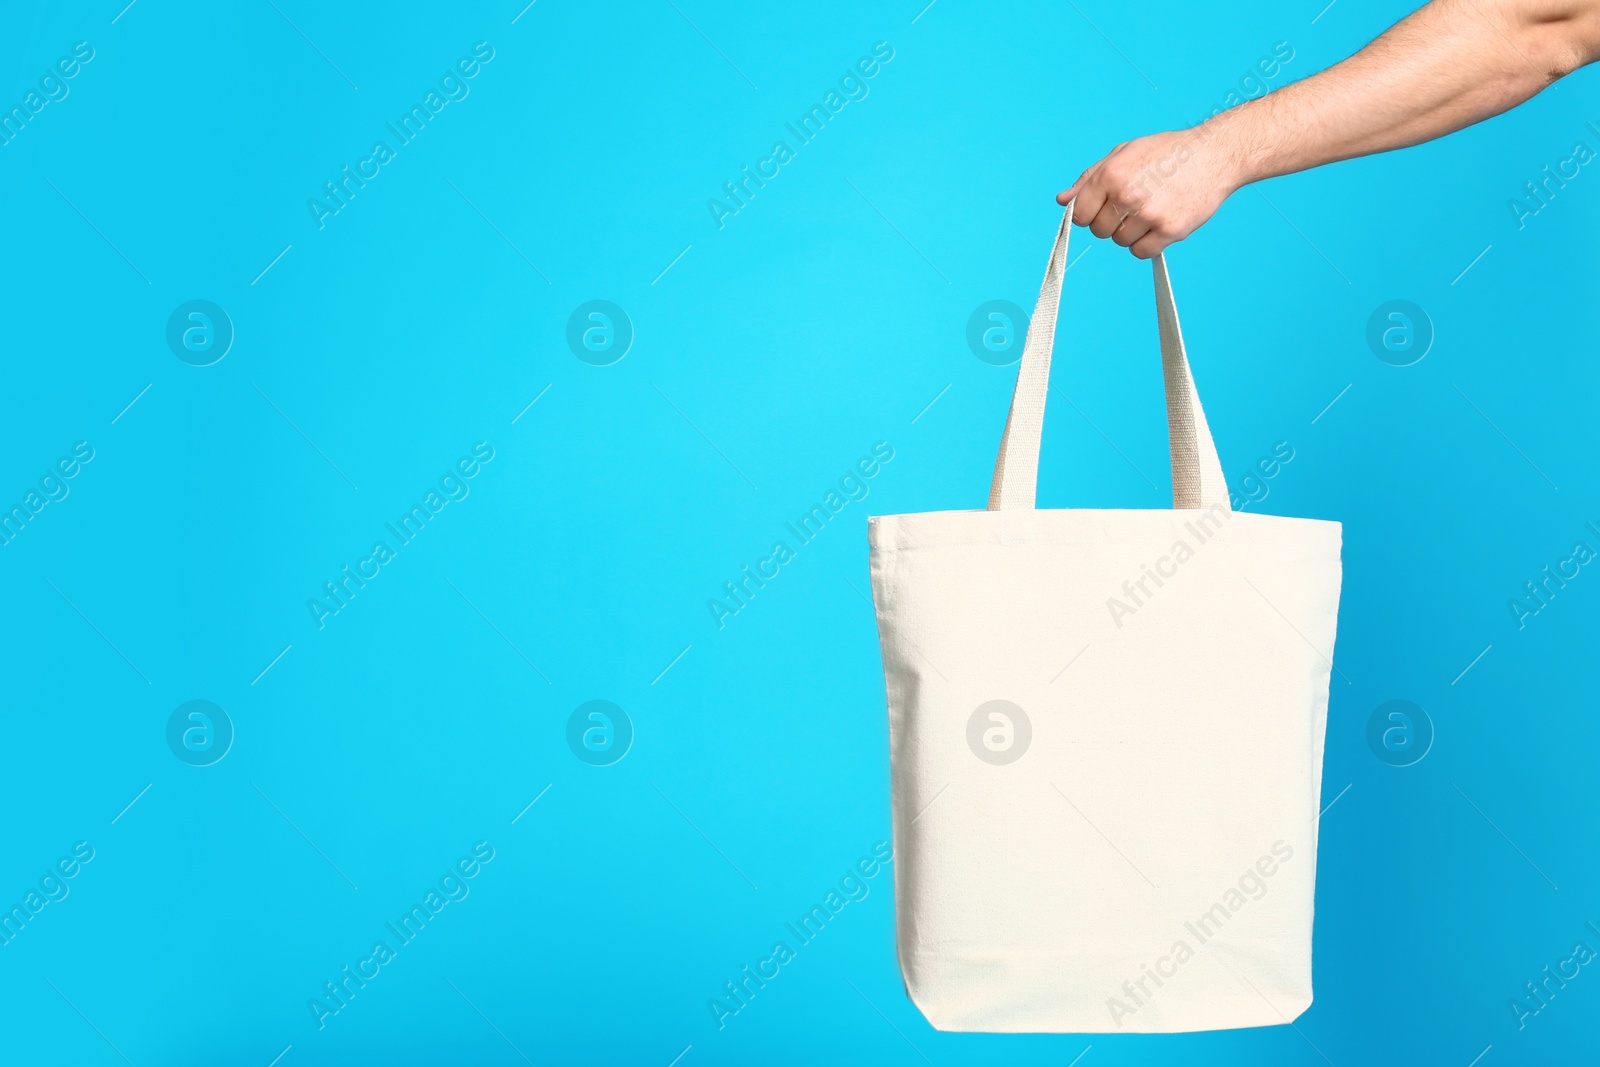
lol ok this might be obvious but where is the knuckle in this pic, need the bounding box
[1099,161,1132,189]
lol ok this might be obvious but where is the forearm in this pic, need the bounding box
[1062,0,1600,257]
[1206,0,1600,188]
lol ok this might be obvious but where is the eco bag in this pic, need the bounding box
[867,208,1342,1033]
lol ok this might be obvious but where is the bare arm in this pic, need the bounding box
[1060,0,1600,258]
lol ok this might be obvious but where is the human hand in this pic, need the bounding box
[1056,128,1243,258]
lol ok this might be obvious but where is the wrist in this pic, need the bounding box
[1194,106,1270,191]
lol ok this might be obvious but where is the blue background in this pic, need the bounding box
[2,0,1596,1063]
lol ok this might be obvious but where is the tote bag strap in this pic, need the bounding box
[987,205,1231,512]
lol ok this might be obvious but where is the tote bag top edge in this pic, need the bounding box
[870,508,1344,527]
[868,507,1341,550]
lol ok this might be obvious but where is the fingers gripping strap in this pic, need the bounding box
[987,207,1231,512]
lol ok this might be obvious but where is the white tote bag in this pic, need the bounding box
[868,209,1342,1034]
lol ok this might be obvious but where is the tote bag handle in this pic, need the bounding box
[987,205,1231,512]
